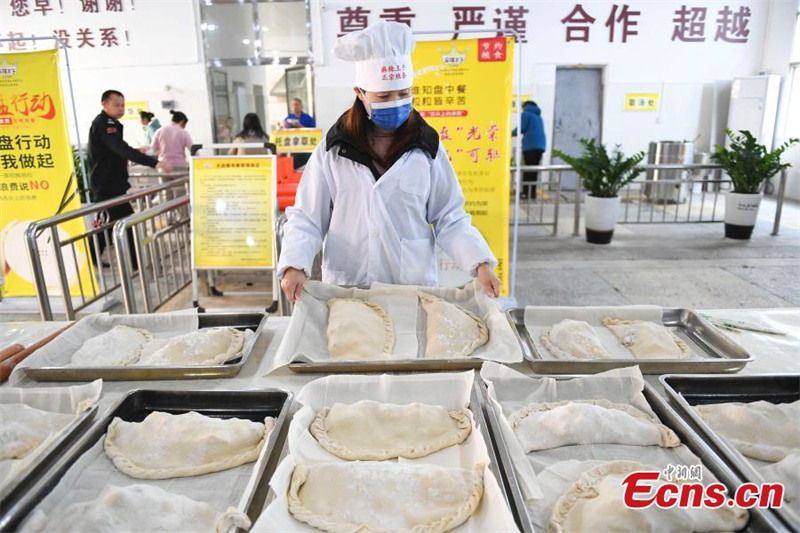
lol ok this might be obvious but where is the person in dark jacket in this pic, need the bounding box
[87,89,172,266]
[512,101,547,199]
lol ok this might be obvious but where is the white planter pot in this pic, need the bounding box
[585,195,621,244]
[725,192,762,240]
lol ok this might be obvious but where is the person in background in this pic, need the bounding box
[229,113,273,155]
[282,98,315,129]
[139,111,161,147]
[151,110,193,168]
[512,100,547,199]
[87,89,172,266]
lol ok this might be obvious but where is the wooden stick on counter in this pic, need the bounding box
[0,323,75,382]
[0,343,24,364]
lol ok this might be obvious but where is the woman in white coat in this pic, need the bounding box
[279,21,501,302]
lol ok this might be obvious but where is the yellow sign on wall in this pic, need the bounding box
[274,128,322,153]
[122,101,149,121]
[191,156,276,269]
[512,93,531,113]
[624,93,660,111]
[0,49,93,297]
[412,37,514,296]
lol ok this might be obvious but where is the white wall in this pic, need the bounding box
[760,1,800,200]
[310,0,798,192]
[3,0,214,151]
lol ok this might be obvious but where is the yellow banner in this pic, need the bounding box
[0,49,92,297]
[274,128,322,153]
[191,156,275,269]
[624,93,660,111]
[122,101,149,121]
[412,37,513,296]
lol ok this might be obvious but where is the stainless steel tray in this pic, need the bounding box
[23,312,269,381]
[0,404,98,508]
[478,376,782,532]
[661,374,800,531]
[0,388,292,532]
[508,307,752,374]
[288,357,482,373]
[256,381,525,530]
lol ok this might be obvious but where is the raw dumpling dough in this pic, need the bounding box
[418,292,489,358]
[603,318,690,359]
[0,404,75,460]
[508,399,680,452]
[288,462,484,533]
[25,484,251,533]
[694,400,800,461]
[104,411,274,479]
[136,327,244,366]
[758,451,800,518]
[309,400,472,460]
[69,325,152,366]
[549,461,748,533]
[326,299,395,361]
[541,319,613,360]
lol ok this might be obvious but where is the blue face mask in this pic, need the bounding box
[366,96,413,131]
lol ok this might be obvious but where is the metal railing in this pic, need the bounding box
[127,167,190,191]
[115,195,192,314]
[25,178,189,320]
[509,164,789,236]
[509,165,569,233]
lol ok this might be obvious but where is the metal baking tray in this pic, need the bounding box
[288,357,483,373]
[508,307,752,374]
[477,376,783,532]
[0,404,98,509]
[661,374,800,530]
[0,388,292,532]
[256,381,525,530]
[23,312,268,381]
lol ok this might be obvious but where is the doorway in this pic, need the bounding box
[253,84,267,128]
[552,67,603,190]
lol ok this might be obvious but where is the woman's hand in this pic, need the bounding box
[280,267,307,303]
[476,263,501,298]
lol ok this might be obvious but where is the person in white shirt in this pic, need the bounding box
[278,21,500,302]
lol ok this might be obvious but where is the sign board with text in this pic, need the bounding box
[273,128,322,153]
[412,37,514,296]
[190,156,276,269]
[624,93,660,111]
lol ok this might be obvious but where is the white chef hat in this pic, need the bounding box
[333,20,415,92]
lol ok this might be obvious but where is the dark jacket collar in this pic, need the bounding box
[325,110,439,178]
[98,110,120,125]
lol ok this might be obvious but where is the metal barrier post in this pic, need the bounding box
[134,224,153,313]
[49,226,75,319]
[114,219,137,313]
[25,223,54,320]
[553,169,562,235]
[771,168,787,236]
[573,173,581,236]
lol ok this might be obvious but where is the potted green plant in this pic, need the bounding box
[712,129,798,240]
[554,139,645,244]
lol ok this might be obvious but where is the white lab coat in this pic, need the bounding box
[277,138,496,287]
